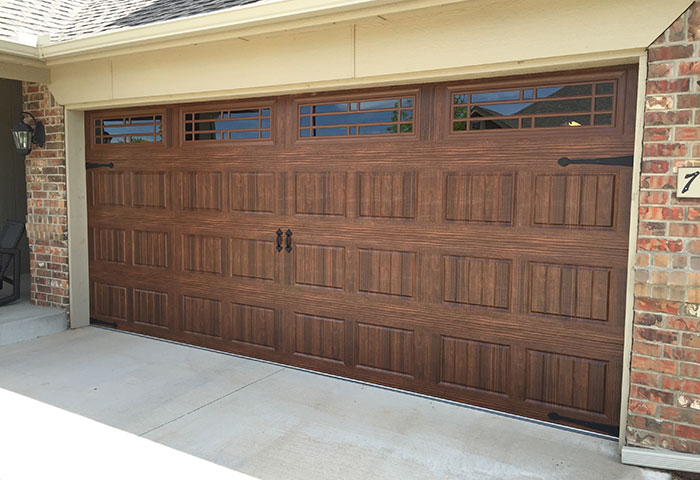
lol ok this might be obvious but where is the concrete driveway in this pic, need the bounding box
[0,327,669,480]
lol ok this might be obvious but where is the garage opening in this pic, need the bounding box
[86,65,637,434]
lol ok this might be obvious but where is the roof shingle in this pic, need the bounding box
[0,0,262,44]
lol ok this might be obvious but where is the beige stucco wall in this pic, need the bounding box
[48,0,691,109]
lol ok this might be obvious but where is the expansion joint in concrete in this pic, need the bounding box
[138,367,285,437]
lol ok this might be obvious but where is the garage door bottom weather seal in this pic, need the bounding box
[90,325,619,442]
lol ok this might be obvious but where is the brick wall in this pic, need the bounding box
[21,82,69,310]
[628,2,700,454]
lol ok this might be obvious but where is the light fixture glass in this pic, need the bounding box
[11,112,45,156]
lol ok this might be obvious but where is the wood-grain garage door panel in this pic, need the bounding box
[533,173,616,228]
[440,336,510,394]
[293,313,346,363]
[445,173,515,224]
[526,350,608,415]
[443,255,511,309]
[87,66,636,433]
[228,303,276,349]
[230,172,275,213]
[133,231,169,268]
[133,288,169,329]
[180,171,223,211]
[358,172,417,219]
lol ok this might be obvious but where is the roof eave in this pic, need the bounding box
[39,0,467,64]
[0,39,50,82]
[0,38,42,64]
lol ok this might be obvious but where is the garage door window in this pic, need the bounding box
[94,115,163,144]
[184,108,271,142]
[299,96,415,138]
[452,81,615,132]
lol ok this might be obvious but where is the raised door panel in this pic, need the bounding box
[133,230,169,268]
[90,171,128,207]
[443,255,511,309]
[91,227,127,264]
[230,238,276,281]
[529,262,611,321]
[93,282,128,322]
[182,234,224,275]
[227,303,276,349]
[133,171,169,208]
[355,323,415,377]
[533,173,616,228]
[444,173,515,224]
[181,171,223,211]
[358,172,416,219]
[230,172,275,214]
[182,295,222,338]
[358,249,415,298]
[526,350,608,415]
[294,244,346,290]
[440,336,510,395]
[295,172,346,216]
[133,288,170,329]
[293,313,346,363]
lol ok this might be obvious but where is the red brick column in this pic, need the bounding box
[628,2,700,454]
[21,82,69,310]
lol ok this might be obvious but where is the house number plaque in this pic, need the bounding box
[677,167,700,198]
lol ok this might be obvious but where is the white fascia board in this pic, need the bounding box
[0,39,41,64]
[0,39,48,81]
[621,446,700,473]
[39,0,466,63]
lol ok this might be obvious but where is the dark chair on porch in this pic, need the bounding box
[0,220,26,307]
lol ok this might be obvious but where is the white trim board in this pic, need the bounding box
[621,446,700,473]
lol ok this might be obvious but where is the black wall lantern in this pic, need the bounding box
[11,112,45,156]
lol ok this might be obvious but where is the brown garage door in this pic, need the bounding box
[86,66,636,434]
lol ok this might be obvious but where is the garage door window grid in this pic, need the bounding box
[94,115,163,144]
[184,107,272,142]
[298,96,415,138]
[452,81,615,132]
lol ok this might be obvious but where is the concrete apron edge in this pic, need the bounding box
[89,325,617,443]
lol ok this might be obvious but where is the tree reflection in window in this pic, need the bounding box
[184,108,271,142]
[95,115,163,144]
[452,81,615,132]
[299,97,415,138]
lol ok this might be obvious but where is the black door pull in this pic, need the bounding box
[285,229,292,253]
[558,156,633,167]
[276,229,283,252]
[86,162,115,170]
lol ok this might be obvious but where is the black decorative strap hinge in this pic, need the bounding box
[547,412,619,437]
[90,317,117,328]
[86,162,115,170]
[558,156,633,167]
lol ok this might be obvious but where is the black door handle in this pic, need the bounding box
[86,162,115,170]
[285,229,292,253]
[276,229,283,252]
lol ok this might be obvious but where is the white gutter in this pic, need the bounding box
[39,0,469,63]
[0,38,41,64]
[0,37,49,82]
